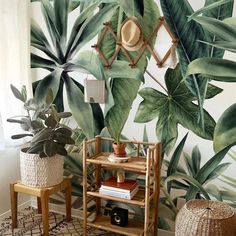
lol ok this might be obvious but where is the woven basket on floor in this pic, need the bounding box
[175,199,235,236]
[20,149,64,187]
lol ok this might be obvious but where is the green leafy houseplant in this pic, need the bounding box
[7,85,75,158]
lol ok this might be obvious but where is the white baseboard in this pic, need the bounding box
[0,200,31,219]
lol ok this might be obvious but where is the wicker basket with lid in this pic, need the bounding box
[175,199,235,236]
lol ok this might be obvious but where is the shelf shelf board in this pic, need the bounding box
[87,188,151,207]
[87,215,144,236]
[86,153,147,173]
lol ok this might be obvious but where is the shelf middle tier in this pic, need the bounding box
[87,188,153,206]
[86,152,147,173]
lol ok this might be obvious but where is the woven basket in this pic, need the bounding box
[20,149,64,187]
[175,199,235,236]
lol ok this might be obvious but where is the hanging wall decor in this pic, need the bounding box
[84,79,106,103]
[92,17,178,69]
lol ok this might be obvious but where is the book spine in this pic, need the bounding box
[99,188,132,199]
[100,186,132,193]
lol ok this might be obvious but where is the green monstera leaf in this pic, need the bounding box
[134,65,221,153]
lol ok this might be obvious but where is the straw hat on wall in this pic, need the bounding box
[120,17,144,51]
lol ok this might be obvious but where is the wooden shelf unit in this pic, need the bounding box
[83,136,161,236]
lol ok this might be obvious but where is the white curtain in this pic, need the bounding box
[0,0,32,147]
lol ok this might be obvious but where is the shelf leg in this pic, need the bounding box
[153,144,161,236]
[144,149,151,235]
[83,140,88,236]
[95,164,101,216]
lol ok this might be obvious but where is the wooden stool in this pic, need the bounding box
[10,177,72,236]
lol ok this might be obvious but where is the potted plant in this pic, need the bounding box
[7,85,75,187]
[112,138,126,157]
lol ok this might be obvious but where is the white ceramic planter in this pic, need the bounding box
[20,149,64,187]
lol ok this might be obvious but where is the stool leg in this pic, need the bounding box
[37,197,42,214]
[65,179,72,221]
[41,190,49,236]
[10,183,18,228]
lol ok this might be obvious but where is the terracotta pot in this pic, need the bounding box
[112,142,126,157]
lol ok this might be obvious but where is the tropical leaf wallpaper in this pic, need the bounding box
[31,0,235,232]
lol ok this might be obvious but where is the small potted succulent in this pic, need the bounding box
[7,85,75,187]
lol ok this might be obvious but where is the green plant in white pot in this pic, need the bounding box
[7,85,75,187]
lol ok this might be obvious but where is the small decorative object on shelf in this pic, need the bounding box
[108,153,131,163]
[83,136,162,236]
[111,207,128,227]
[117,169,125,183]
[175,199,235,236]
[112,142,126,157]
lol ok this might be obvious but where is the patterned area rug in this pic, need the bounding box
[0,207,117,236]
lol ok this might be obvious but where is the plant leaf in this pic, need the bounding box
[66,1,102,58]
[198,40,236,53]
[69,3,118,58]
[104,60,144,82]
[201,0,234,58]
[186,144,233,200]
[186,58,236,82]
[189,0,233,21]
[31,53,56,71]
[64,76,94,139]
[191,16,236,41]
[53,0,69,50]
[167,133,188,192]
[214,103,236,152]
[11,134,33,139]
[67,51,105,80]
[135,65,216,153]
[205,184,223,201]
[191,146,201,176]
[31,128,51,143]
[105,78,140,142]
[44,139,57,157]
[160,0,210,127]
[166,173,211,200]
[45,115,57,128]
[35,68,62,105]
[206,162,231,183]
[10,84,25,102]
[183,152,195,177]
[41,0,64,61]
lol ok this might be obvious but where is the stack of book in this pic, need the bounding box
[99,177,139,200]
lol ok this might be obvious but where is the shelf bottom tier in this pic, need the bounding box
[87,215,145,236]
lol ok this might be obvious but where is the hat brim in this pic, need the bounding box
[120,17,144,52]
[122,39,144,51]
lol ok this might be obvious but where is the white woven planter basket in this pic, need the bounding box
[20,149,64,187]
